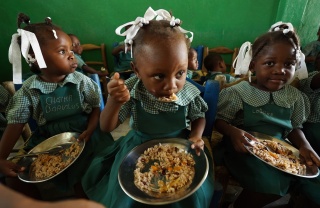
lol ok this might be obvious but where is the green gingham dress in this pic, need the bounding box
[6,71,114,191]
[215,81,320,205]
[82,76,215,208]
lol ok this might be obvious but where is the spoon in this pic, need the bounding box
[9,145,64,159]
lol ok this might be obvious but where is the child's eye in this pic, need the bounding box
[284,61,296,68]
[59,50,66,55]
[265,61,274,66]
[154,74,164,80]
[176,70,185,78]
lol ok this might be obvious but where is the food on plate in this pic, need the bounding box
[252,140,306,175]
[158,93,178,102]
[134,143,195,195]
[30,140,81,180]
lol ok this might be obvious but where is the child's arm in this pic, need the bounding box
[0,123,25,176]
[82,65,109,77]
[112,44,125,56]
[287,129,320,167]
[189,118,205,156]
[78,107,100,142]
[100,73,130,132]
[215,119,257,153]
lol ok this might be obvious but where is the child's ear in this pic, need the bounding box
[131,61,140,78]
[249,61,255,73]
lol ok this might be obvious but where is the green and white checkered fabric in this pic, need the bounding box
[118,76,208,130]
[217,81,310,131]
[6,71,100,126]
[300,71,320,123]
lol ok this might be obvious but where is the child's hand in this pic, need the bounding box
[189,137,204,156]
[107,72,130,104]
[0,159,25,177]
[229,128,258,153]
[299,145,320,167]
[78,130,94,142]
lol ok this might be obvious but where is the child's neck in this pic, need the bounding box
[39,74,67,83]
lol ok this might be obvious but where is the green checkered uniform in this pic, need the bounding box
[82,76,215,208]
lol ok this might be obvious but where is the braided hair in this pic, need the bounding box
[132,20,191,59]
[17,13,61,73]
[251,30,300,62]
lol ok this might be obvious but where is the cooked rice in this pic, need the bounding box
[30,140,81,180]
[158,93,178,102]
[134,143,195,195]
[252,140,306,175]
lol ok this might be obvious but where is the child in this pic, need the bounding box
[302,25,320,72]
[204,53,236,88]
[111,35,133,79]
[187,48,199,79]
[69,34,109,77]
[1,13,114,199]
[0,84,11,138]
[300,52,320,155]
[81,7,214,208]
[214,28,320,207]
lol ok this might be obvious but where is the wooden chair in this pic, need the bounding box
[202,46,239,75]
[81,43,109,101]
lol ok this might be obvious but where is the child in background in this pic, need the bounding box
[69,34,109,77]
[204,53,236,84]
[111,35,133,79]
[81,7,214,208]
[214,28,320,207]
[187,48,199,79]
[302,26,320,73]
[0,84,11,138]
[0,13,114,199]
[300,52,320,155]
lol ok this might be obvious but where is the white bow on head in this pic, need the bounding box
[8,29,47,84]
[115,7,193,58]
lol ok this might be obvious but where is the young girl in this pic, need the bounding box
[300,52,320,155]
[81,7,214,208]
[0,13,114,199]
[215,28,320,207]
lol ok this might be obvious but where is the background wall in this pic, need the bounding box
[0,0,319,81]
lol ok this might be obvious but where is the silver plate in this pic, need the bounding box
[244,132,319,178]
[118,138,209,205]
[17,132,85,183]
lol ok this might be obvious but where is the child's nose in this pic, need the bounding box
[68,51,75,59]
[163,79,177,92]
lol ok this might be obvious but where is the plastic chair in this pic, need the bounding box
[89,74,105,111]
[203,46,239,75]
[81,43,109,101]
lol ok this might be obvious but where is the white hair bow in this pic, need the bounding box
[115,7,193,58]
[8,29,47,84]
[233,41,252,76]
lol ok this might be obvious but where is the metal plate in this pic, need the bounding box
[244,132,319,178]
[17,132,85,183]
[118,138,209,205]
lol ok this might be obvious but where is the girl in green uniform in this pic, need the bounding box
[0,13,113,199]
[81,7,214,208]
[215,26,320,207]
[300,52,320,155]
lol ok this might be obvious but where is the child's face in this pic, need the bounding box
[70,35,82,55]
[188,51,198,70]
[40,30,78,80]
[250,42,296,92]
[133,38,188,98]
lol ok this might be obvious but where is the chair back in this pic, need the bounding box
[89,74,105,111]
[81,43,109,101]
[202,80,220,138]
[186,79,220,139]
[203,46,239,75]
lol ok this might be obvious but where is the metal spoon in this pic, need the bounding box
[9,145,64,159]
